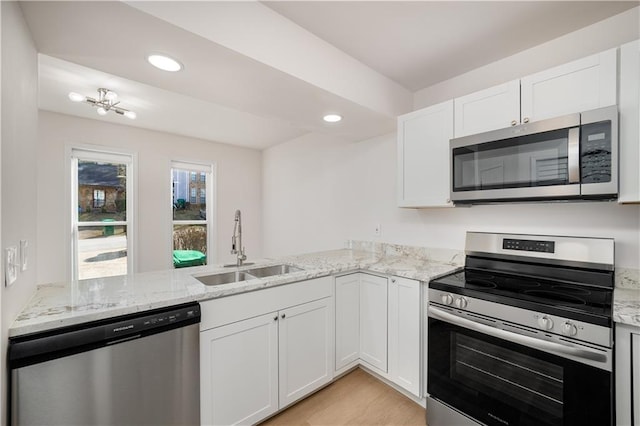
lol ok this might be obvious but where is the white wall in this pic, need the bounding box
[1,0,39,420]
[262,133,358,256]
[263,132,640,268]
[414,6,640,108]
[263,10,640,269]
[37,111,263,284]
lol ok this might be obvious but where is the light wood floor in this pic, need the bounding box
[260,368,426,426]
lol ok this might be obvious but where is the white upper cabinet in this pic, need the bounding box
[454,80,520,137]
[618,39,640,204]
[452,48,617,139]
[521,48,617,122]
[397,99,454,208]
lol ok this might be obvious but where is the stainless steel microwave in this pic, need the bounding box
[450,105,618,204]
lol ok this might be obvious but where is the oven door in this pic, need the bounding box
[427,312,612,426]
[450,113,581,203]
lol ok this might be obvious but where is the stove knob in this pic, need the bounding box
[455,297,468,309]
[537,316,554,330]
[441,293,454,305]
[562,321,578,337]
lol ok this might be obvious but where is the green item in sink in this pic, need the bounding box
[173,250,206,268]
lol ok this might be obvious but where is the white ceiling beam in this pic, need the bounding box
[125,1,413,118]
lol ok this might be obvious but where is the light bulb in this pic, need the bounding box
[68,92,85,102]
[104,91,118,102]
[323,114,342,123]
[124,111,137,120]
[96,107,107,116]
[147,54,182,72]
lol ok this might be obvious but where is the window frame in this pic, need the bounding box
[170,160,215,268]
[69,146,137,281]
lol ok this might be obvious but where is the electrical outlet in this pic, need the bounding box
[20,240,28,271]
[374,223,382,237]
[5,246,18,286]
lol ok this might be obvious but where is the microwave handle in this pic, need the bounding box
[567,127,580,184]
[428,305,608,364]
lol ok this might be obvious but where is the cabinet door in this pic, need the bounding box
[388,277,421,397]
[615,324,640,426]
[454,80,520,137]
[521,48,617,123]
[201,313,279,426]
[335,274,360,371]
[397,100,454,207]
[279,297,334,408]
[359,274,388,372]
[618,40,640,203]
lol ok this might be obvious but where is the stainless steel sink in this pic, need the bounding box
[194,264,303,286]
[244,264,303,278]
[194,271,254,286]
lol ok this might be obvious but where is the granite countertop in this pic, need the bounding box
[12,242,638,337]
[10,245,463,338]
[613,268,640,328]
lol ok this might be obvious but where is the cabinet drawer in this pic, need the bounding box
[200,276,333,331]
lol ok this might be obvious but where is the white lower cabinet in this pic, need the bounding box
[359,274,389,372]
[200,277,334,426]
[335,273,422,398]
[335,274,360,371]
[388,277,421,396]
[200,313,279,426]
[278,298,334,408]
[616,323,640,426]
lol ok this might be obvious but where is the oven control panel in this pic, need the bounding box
[502,238,555,253]
[428,289,611,348]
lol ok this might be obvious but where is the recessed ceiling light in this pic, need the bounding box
[68,92,86,102]
[147,54,182,72]
[323,114,342,123]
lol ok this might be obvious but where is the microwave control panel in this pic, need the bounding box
[581,121,611,184]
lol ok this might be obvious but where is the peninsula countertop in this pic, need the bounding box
[10,246,463,337]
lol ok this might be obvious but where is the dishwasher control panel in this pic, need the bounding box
[104,303,201,339]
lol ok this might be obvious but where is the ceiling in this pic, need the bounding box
[20,1,638,150]
[265,1,638,91]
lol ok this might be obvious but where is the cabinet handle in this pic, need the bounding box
[281,313,286,319]
[273,316,278,321]
[523,117,530,123]
[510,120,517,126]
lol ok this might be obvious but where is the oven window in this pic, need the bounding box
[452,128,570,192]
[452,333,563,418]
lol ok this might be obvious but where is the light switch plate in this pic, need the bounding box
[5,246,18,286]
[20,239,28,271]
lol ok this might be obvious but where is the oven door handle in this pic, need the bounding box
[428,306,608,363]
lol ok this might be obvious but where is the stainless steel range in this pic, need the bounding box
[427,232,614,426]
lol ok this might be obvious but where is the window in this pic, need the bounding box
[171,161,213,268]
[93,189,106,208]
[71,148,134,280]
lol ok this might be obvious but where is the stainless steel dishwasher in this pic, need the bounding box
[9,302,200,426]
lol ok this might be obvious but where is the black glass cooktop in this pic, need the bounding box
[430,268,612,326]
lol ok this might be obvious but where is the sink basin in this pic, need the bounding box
[194,264,303,286]
[245,264,303,278]
[195,271,254,286]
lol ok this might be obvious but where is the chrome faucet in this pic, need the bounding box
[231,209,247,266]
